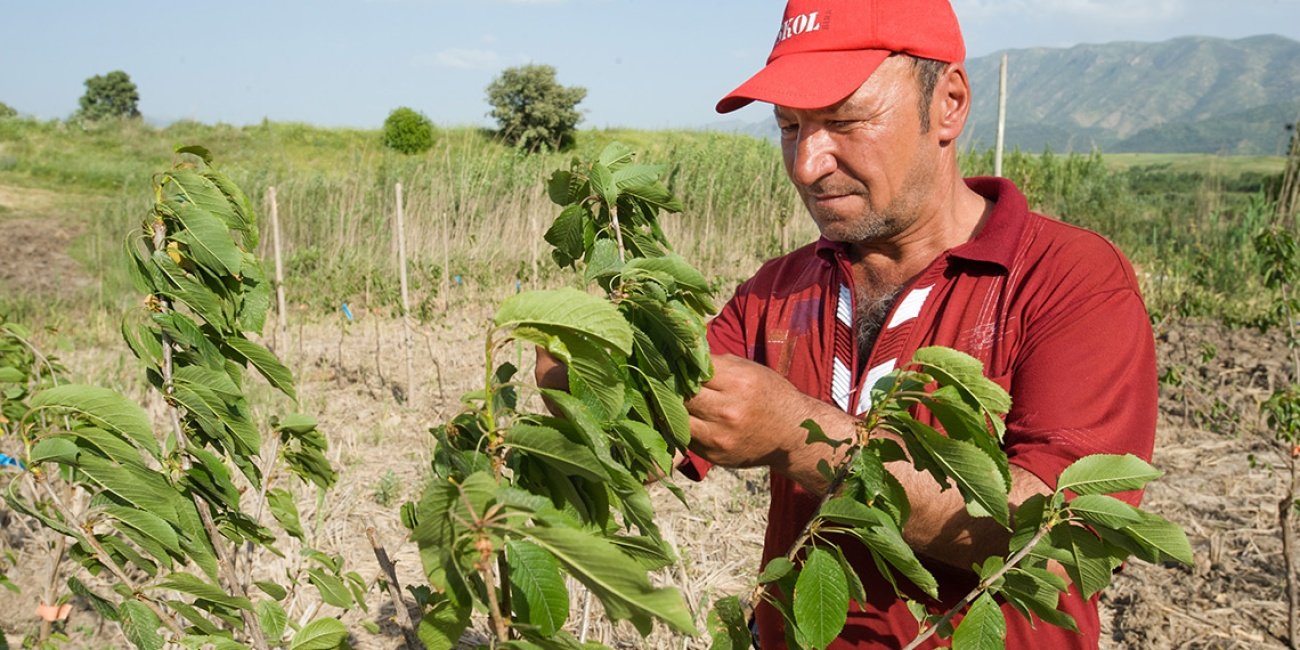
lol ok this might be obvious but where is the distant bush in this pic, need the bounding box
[486,64,586,152]
[76,70,141,121]
[0,101,16,119]
[382,107,434,154]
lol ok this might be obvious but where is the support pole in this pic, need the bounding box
[269,186,288,354]
[395,183,416,406]
[995,52,1008,178]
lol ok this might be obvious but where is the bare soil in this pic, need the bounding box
[0,179,1293,648]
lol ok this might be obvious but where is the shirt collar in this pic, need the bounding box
[812,176,1029,271]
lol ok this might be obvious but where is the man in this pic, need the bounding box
[680,0,1157,647]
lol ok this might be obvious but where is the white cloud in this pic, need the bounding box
[415,48,504,70]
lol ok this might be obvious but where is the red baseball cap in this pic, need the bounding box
[716,0,966,113]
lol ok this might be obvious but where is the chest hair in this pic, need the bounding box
[855,283,901,367]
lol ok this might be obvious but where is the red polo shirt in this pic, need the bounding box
[689,177,1157,649]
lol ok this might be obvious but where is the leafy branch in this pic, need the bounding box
[4,147,361,649]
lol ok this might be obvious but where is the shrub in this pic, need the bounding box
[0,101,16,119]
[382,106,434,154]
[486,64,586,152]
[76,70,141,121]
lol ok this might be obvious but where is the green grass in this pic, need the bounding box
[1102,153,1286,176]
[0,116,1292,328]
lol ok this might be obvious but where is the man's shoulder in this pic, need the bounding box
[738,240,827,291]
[1019,211,1143,296]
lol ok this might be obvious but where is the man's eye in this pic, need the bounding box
[778,123,798,136]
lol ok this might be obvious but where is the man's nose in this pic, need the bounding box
[788,126,837,187]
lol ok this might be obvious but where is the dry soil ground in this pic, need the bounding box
[0,181,1294,648]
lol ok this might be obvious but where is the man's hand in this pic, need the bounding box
[686,354,857,485]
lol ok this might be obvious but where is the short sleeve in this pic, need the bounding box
[1003,285,1157,507]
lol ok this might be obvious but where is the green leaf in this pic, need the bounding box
[256,600,288,642]
[30,437,79,464]
[156,572,252,611]
[642,374,692,449]
[1105,510,1194,566]
[1049,525,1114,600]
[267,489,304,539]
[546,170,577,206]
[911,346,1011,436]
[831,544,867,608]
[589,162,617,208]
[1066,494,1142,530]
[852,511,939,600]
[952,592,1005,650]
[102,505,182,559]
[30,385,159,460]
[518,523,696,635]
[1057,454,1162,496]
[1001,569,1078,632]
[802,419,847,450]
[289,617,348,650]
[624,255,710,293]
[545,204,587,266]
[707,595,752,650]
[0,367,25,383]
[255,580,288,601]
[67,575,119,622]
[225,336,296,400]
[119,600,164,650]
[507,540,570,636]
[171,202,243,276]
[74,456,181,526]
[504,424,610,482]
[584,238,623,283]
[416,596,471,650]
[792,548,849,650]
[901,417,1010,527]
[308,569,353,608]
[759,556,795,584]
[598,142,636,168]
[496,288,633,357]
[174,145,213,164]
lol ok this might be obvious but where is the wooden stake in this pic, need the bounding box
[395,183,416,406]
[995,53,1008,178]
[442,211,451,312]
[530,212,540,289]
[269,186,288,354]
[367,528,422,649]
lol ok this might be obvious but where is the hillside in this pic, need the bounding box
[963,34,1300,154]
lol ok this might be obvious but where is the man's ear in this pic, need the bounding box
[932,63,971,144]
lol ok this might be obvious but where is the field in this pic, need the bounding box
[0,117,1296,648]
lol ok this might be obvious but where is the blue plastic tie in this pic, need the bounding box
[0,453,26,471]
[341,303,354,321]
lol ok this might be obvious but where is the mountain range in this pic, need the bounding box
[723,34,1300,156]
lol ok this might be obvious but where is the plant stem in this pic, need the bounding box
[744,418,873,614]
[367,527,422,649]
[36,478,186,639]
[901,518,1056,650]
[1283,453,1298,650]
[482,555,510,646]
[1280,281,1299,649]
[152,217,270,650]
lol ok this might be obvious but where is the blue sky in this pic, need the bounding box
[3,0,1298,130]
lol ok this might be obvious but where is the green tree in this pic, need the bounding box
[382,106,435,154]
[77,70,141,120]
[486,64,586,152]
[0,101,16,119]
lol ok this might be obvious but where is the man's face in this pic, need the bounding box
[775,56,938,245]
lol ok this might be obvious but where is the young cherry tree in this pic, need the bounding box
[403,143,1191,650]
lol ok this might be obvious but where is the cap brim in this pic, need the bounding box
[716,49,892,114]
